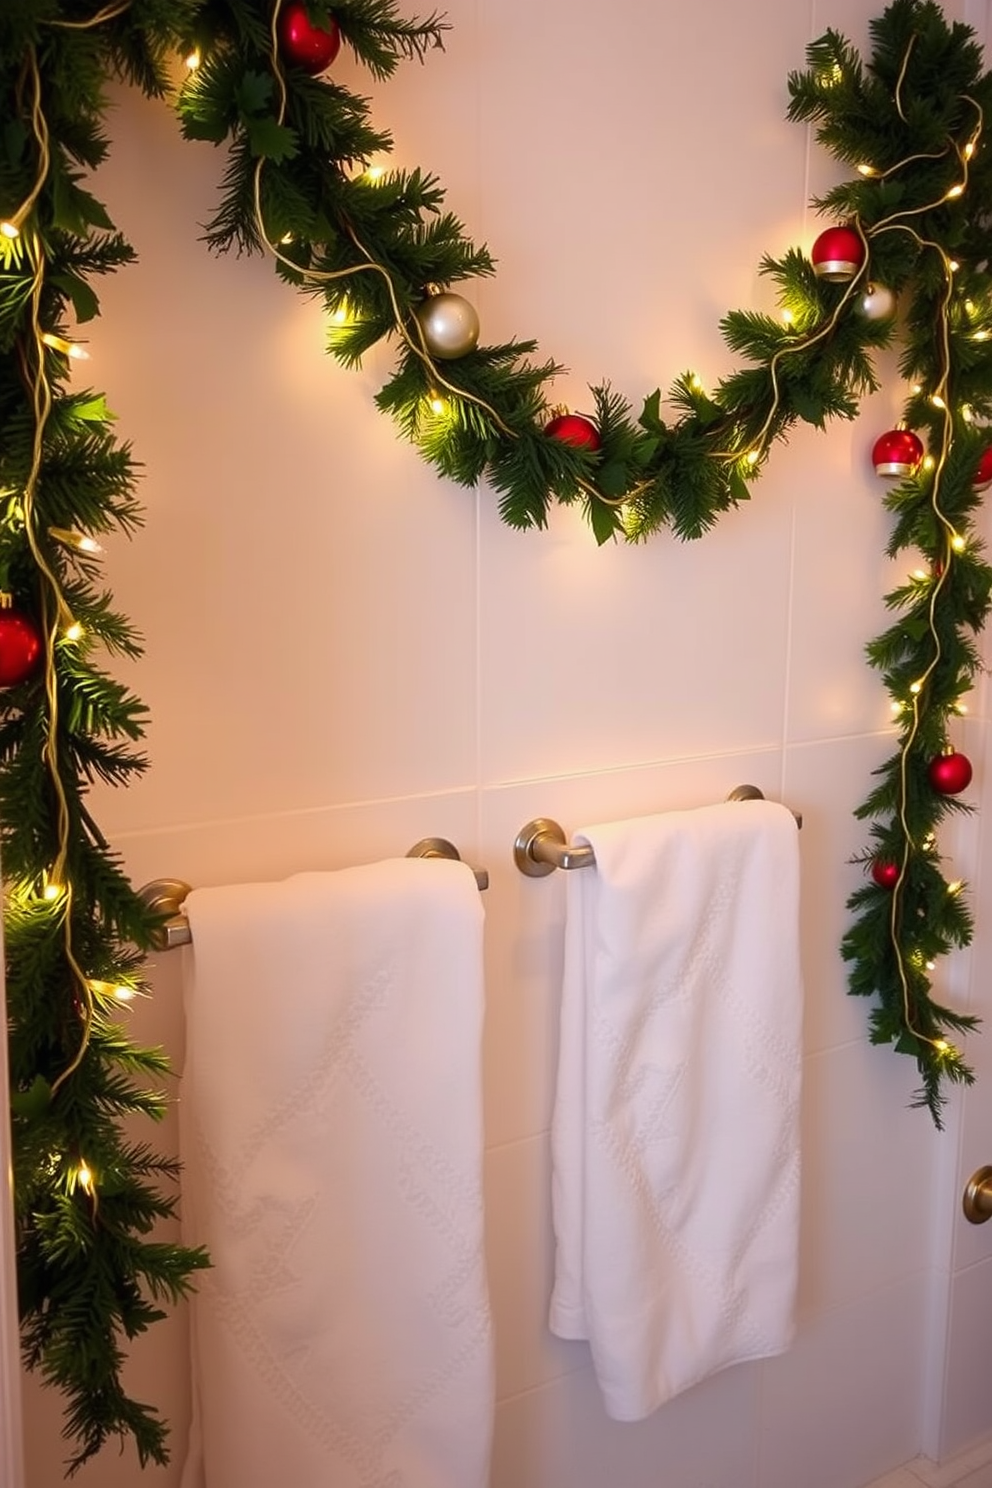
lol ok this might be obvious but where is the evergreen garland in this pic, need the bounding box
[0,0,990,1469]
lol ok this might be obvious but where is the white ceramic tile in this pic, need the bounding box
[798,1042,941,1317]
[938,1256,992,1460]
[87,88,480,836]
[475,0,810,392]
[783,733,903,1055]
[110,788,480,897]
[477,489,795,787]
[757,1276,931,1488]
[469,0,817,789]
[484,1135,584,1401]
[491,1355,760,1488]
[784,381,913,746]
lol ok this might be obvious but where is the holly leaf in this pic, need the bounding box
[789,386,828,427]
[588,497,621,546]
[236,70,275,116]
[243,116,299,162]
[639,388,665,434]
[50,172,115,235]
[596,460,630,499]
[51,270,100,323]
[727,468,752,505]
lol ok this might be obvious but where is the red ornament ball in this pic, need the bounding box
[545,413,601,451]
[811,225,866,283]
[872,427,924,478]
[871,858,900,889]
[928,750,973,796]
[0,609,42,688]
[973,448,992,491]
[277,2,341,74]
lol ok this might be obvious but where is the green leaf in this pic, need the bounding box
[50,176,115,236]
[243,117,299,163]
[236,70,275,116]
[639,388,665,434]
[51,271,101,324]
[588,497,620,546]
[597,460,630,499]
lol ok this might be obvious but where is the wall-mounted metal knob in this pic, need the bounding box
[963,1166,992,1224]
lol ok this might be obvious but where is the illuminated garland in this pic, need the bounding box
[1,0,990,1469]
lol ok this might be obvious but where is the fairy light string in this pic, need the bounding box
[858,71,985,1066]
[887,241,957,1057]
[13,60,96,1098]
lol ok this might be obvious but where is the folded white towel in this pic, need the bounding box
[178,858,493,1488]
[548,799,802,1420]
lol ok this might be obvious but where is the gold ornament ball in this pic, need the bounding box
[415,292,480,359]
[858,283,896,321]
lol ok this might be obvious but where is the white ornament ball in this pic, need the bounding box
[415,292,480,359]
[858,283,896,321]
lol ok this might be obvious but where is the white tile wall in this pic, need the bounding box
[17,0,992,1484]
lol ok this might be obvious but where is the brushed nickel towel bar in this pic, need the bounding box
[139,838,489,951]
[513,785,802,878]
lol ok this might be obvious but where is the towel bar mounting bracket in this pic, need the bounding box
[138,879,193,951]
[407,838,489,891]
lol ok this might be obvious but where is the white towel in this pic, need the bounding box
[548,799,802,1420]
[177,858,493,1488]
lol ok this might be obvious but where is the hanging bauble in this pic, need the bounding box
[858,282,896,321]
[414,291,480,360]
[544,412,602,451]
[928,750,973,796]
[277,3,341,74]
[871,858,900,889]
[973,447,992,491]
[0,607,42,687]
[872,427,924,478]
[810,225,866,282]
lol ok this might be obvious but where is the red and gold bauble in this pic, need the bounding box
[811,225,866,282]
[928,750,973,796]
[277,2,341,74]
[414,291,480,359]
[0,608,42,688]
[544,412,601,451]
[973,448,992,491]
[872,427,924,478]
[871,858,900,889]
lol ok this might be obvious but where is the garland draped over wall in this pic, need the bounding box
[2,0,991,1470]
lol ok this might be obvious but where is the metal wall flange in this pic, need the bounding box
[138,878,193,950]
[514,819,566,877]
[407,838,489,891]
[963,1165,992,1224]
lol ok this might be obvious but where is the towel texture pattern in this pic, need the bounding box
[178,858,493,1488]
[548,799,802,1419]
